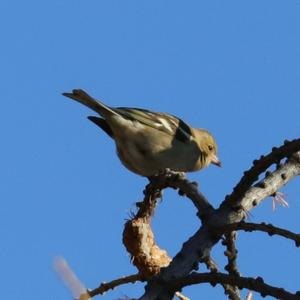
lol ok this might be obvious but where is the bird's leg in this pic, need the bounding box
[147,169,186,198]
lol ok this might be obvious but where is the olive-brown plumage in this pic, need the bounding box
[63,89,221,176]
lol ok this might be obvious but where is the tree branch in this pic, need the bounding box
[140,143,300,299]
[221,222,300,247]
[222,139,300,207]
[234,150,300,213]
[170,272,300,300]
[202,255,241,300]
[147,170,215,220]
[123,169,218,279]
[222,232,241,299]
[88,274,142,297]
[123,172,172,278]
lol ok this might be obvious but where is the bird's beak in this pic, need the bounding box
[211,154,222,167]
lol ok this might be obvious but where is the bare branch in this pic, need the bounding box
[56,141,300,299]
[223,232,240,276]
[141,143,300,299]
[234,151,300,214]
[222,138,300,207]
[222,232,241,299]
[170,272,300,300]
[86,273,189,299]
[221,222,300,247]
[202,255,241,300]
[147,170,215,219]
[88,274,142,297]
[202,255,218,273]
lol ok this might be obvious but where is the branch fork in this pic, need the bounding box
[56,139,300,300]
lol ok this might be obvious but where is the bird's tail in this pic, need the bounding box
[62,89,117,118]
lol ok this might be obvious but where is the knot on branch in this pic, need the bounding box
[123,169,213,279]
[123,219,171,278]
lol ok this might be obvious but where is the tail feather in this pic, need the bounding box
[62,89,117,118]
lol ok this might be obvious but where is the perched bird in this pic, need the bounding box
[63,89,221,177]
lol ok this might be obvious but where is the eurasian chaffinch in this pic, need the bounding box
[63,89,221,176]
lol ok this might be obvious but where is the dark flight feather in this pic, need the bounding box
[87,116,114,138]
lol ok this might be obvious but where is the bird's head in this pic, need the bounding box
[195,129,221,168]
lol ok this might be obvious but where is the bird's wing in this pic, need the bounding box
[115,107,194,143]
[87,116,114,138]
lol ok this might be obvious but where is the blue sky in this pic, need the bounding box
[1,1,300,299]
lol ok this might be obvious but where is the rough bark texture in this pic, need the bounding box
[75,139,300,300]
[123,219,172,278]
[138,141,300,299]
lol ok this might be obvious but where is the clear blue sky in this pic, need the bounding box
[1,1,300,299]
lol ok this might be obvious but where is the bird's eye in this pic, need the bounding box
[208,145,213,151]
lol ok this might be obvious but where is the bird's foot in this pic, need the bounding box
[148,169,186,182]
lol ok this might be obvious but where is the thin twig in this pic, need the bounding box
[87,274,191,299]
[170,272,300,300]
[202,255,241,300]
[223,232,240,276]
[202,255,218,273]
[223,232,241,299]
[221,222,300,247]
[88,274,142,297]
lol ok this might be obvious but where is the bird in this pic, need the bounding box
[63,89,221,177]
